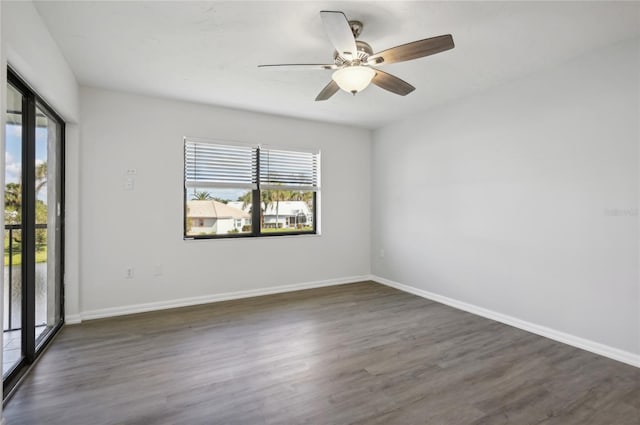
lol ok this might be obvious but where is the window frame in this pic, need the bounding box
[183,138,319,240]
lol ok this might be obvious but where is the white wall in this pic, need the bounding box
[1,0,81,322]
[78,87,370,316]
[371,38,640,358]
[2,1,78,123]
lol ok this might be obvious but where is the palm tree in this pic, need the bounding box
[260,190,275,228]
[191,191,213,200]
[302,191,313,206]
[288,190,313,208]
[35,161,47,194]
[271,189,288,229]
[237,191,252,211]
[4,161,47,217]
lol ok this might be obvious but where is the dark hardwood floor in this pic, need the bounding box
[4,281,639,425]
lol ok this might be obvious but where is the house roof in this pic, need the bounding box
[227,201,311,217]
[187,200,249,220]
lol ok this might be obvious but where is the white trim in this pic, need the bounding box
[65,314,82,325]
[183,136,258,149]
[370,274,640,369]
[74,275,369,323]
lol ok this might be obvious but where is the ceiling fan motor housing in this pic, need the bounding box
[333,40,373,65]
[349,20,363,38]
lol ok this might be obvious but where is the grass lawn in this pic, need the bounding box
[4,250,48,266]
[260,226,313,233]
[5,227,48,266]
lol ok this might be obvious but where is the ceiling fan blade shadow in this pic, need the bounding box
[258,64,337,70]
[368,34,454,65]
[315,80,340,101]
[320,11,357,60]
[371,69,415,96]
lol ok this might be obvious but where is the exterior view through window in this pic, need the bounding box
[184,139,319,238]
[4,69,64,396]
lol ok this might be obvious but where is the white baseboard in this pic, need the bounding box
[72,275,369,323]
[370,274,640,369]
[65,314,82,325]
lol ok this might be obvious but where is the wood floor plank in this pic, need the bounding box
[4,282,639,425]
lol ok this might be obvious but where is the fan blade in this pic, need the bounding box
[371,69,415,96]
[315,80,340,101]
[368,34,454,65]
[320,11,358,60]
[258,64,337,70]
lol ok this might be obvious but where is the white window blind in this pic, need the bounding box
[184,141,257,189]
[185,140,320,192]
[259,148,320,191]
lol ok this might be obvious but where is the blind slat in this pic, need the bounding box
[185,140,320,192]
[185,141,257,189]
[260,149,319,190]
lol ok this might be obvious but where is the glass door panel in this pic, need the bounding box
[3,83,25,376]
[34,104,61,348]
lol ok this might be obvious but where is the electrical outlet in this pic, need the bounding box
[125,267,134,279]
[153,265,163,276]
[379,249,385,258]
[124,178,135,191]
[126,168,137,175]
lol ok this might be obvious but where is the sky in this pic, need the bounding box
[5,124,50,200]
[186,188,249,202]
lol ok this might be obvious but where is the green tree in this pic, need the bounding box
[4,160,48,225]
[287,190,313,209]
[237,191,252,209]
[260,189,292,229]
[4,182,21,224]
[35,161,47,193]
[260,191,274,228]
[271,189,288,229]
[192,191,213,200]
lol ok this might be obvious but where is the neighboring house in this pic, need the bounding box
[228,200,312,229]
[186,200,250,235]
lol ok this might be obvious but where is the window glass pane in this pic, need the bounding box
[183,140,319,238]
[260,190,314,233]
[4,83,24,376]
[34,104,62,348]
[185,188,253,237]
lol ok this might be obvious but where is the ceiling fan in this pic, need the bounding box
[258,11,455,101]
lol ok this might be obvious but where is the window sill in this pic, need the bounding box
[184,232,322,242]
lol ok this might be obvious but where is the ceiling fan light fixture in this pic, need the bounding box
[331,66,376,95]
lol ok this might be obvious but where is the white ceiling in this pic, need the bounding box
[34,1,640,129]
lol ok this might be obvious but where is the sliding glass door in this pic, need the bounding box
[3,69,64,394]
[3,81,25,377]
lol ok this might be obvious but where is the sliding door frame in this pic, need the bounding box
[3,68,65,399]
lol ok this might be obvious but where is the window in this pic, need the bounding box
[184,139,319,239]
